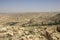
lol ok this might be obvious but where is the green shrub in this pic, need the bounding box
[29,30,35,35]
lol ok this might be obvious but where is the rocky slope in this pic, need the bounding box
[22,13,60,27]
[0,12,60,40]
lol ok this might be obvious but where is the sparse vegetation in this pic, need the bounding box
[5,22,18,26]
[28,30,35,35]
[44,31,53,40]
[0,13,60,40]
[7,34,12,40]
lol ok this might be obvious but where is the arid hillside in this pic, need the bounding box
[0,12,60,40]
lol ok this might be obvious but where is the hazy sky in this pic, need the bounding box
[0,0,60,13]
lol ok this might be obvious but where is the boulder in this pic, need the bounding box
[56,26,60,32]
